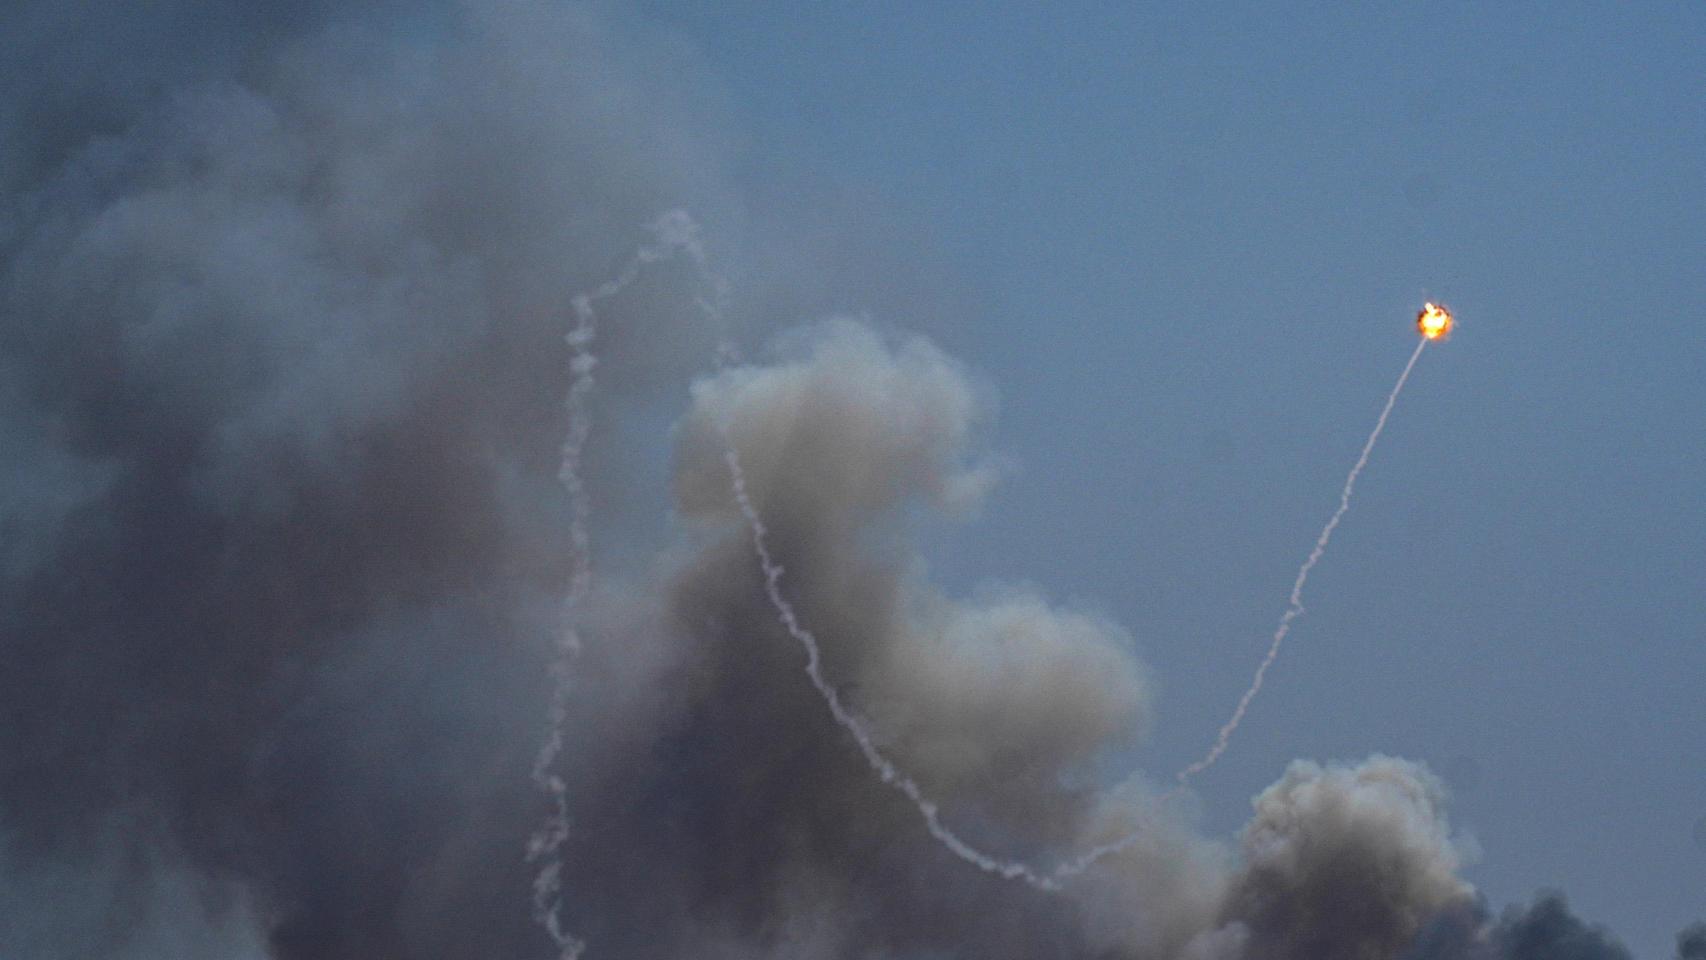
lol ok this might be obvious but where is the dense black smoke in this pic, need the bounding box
[0,2,1692,959]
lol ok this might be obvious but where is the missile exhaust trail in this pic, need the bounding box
[1176,335,1431,786]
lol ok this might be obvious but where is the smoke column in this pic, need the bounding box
[1176,337,1430,785]
[526,210,721,960]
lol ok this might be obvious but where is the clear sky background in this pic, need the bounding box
[635,3,1703,956]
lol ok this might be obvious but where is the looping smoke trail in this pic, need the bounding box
[1176,337,1430,786]
[525,210,717,960]
[720,444,1066,892]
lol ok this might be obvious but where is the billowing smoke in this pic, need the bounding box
[0,2,1693,959]
[1209,757,1470,960]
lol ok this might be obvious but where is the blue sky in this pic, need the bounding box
[638,3,1704,955]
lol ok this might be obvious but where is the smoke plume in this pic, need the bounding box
[0,2,1692,959]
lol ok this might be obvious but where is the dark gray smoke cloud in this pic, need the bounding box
[1492,894,1635,960]
[1404,892,1643,960]
[1678,923,1706,960]
[1,3,1692,959]
[1,1,732,956]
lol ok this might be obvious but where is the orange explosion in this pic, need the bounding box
[1417,302,1454,340]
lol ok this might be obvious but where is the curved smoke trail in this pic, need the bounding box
[526,210,717,960]
[1176,337,1429,786]
[689,225,1161,891]
[720,444,1068,892]
[676,220,1082,892]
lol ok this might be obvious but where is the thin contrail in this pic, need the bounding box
[1175,337,1429,786]
[526,210,713,960]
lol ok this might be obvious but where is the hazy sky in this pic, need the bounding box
[638,3,1705,955]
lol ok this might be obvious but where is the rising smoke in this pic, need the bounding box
[0,2,1691,959]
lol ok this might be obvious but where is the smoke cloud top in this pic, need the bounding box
[0,2,1691,959]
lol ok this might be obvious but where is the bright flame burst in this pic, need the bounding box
[1417,302,1454,340]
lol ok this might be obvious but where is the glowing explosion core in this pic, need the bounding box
[1417,302,1454,340]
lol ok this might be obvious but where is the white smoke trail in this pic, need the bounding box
[1049,822,1156,880]
[1042,338,1435,880]
[526,210,715,960]
[720,444,1066,892]
[1175,337,1430,786]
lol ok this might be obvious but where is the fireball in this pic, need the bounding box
[1417,302,1453,340]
